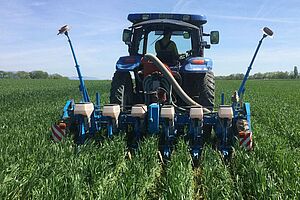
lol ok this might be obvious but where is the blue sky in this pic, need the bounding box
[0,0,299,79]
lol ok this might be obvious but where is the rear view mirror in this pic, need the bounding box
[122,29,132,44]
[210,31,219,44]
[183,32,190,39]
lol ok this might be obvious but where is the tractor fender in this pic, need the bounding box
[116,55,142,71]
[181,57,213,73]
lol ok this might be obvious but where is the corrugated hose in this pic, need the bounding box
[144,53,211,113]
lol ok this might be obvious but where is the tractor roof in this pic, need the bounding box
[131,19,199,30]
[128,13,207,27]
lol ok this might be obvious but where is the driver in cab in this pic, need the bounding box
[155,31,179,65]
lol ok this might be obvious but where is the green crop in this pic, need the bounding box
[0,79,299,199]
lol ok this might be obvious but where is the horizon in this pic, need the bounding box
[1,0,299,79]
[2,68,297,81]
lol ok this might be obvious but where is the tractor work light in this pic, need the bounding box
[159,13,174,19]
[142,14,150,20]
[182,14,191,21]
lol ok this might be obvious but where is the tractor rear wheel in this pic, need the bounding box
[110,71,134,109]
[182,71,215,109]
[196,71,215,109]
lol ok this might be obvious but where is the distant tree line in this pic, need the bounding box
[0,70,67,79]
[216,66,299,80]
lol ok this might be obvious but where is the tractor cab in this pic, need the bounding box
[123,14,219,66]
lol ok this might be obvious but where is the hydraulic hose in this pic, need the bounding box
[144,53,211,113]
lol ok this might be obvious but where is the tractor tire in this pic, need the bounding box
[110,71,134,109]
[182,71,215,109]
[196,71,215,110]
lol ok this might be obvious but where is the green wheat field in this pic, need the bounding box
[0,79,299,199]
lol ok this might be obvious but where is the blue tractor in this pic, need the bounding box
[111,14,217,110]
[53,14,273,162]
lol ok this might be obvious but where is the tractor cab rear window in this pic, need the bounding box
[137,30,192,56]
